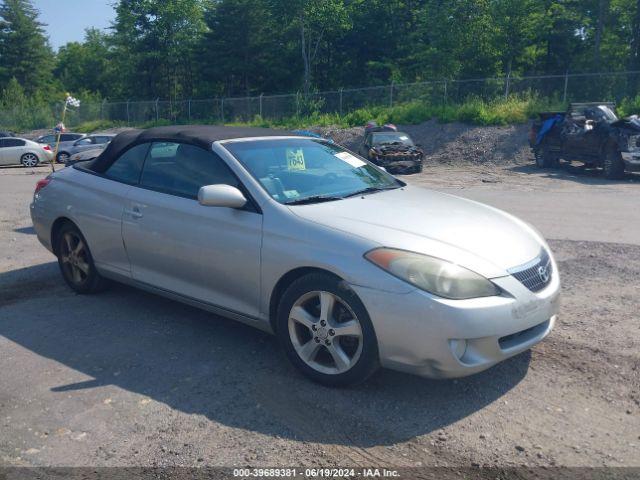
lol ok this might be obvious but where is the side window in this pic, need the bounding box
[140,142,238,198]
[39,135,55,144]
[105,143,149,184]
[0,139,6,148]
[76,138,93,146]
[4,139,25,147]
[95,136,111,144]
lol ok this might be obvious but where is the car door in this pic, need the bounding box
[122,141,263,317]
[73,137,95,153]
[74,143,149,275]
[0,139,7,165]
[2,138,26,165]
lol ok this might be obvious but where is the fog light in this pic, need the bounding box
[449,339,468,360]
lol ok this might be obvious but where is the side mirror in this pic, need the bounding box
[198,184,247,208]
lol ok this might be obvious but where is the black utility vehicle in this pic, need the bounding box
[529,102,640,179]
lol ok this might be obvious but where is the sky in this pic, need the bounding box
[32,0,116,50]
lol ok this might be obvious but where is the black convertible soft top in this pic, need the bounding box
[89,125,298,173]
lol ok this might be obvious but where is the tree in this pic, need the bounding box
[111,0,207,99]
[55,29,115,97]
[0,0,53,94]
[594,0,610,65]
[272,0,349,94]
[199,0,287,96]
[491,0,543,78]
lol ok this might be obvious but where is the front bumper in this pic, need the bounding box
[370,155,423,170]
[621,152,640,171]
[351,264,560,379]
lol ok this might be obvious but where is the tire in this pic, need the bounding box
[414,163,423,174]
[56,152,70,164]
[55,223,109,294]
[276,273,379,386]
[603,147,625,179]
[535,143,555,168]
[20,152,39,167]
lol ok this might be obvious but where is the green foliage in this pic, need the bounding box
[224,95,567,130]
[73,120,125,133]
[0,0,54,94]
[4,0,640,133]
[618,95,640,117]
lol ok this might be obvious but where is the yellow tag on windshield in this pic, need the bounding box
[286,148,306,171]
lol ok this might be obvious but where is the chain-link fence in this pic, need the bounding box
[3,71,640,132]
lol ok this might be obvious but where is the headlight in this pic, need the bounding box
[365,248,500,300]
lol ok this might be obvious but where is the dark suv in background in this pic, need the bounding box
[530,102,640,179]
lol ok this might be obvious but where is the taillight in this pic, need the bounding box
[35,178,51,194]
[42,144,52,151]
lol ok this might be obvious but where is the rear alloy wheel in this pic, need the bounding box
[56,223,109,294]
[603,147,625,179]
[56,152,70,164]
[277,273,379,386]
[20,153,39,167]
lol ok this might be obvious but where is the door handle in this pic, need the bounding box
[125,207,143,219]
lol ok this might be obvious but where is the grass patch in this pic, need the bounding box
[73,120,126,133]
[68,94,568,134]
[229,94,566,130]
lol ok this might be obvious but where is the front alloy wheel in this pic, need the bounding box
[277,273,379,386]
[57,152,70,164]
[289,291,363,375]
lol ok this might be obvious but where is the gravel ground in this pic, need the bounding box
[1,122,639,474]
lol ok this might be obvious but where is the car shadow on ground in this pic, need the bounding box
[0,262,531,447]
[508,162,640,185]
[13,226,35,235]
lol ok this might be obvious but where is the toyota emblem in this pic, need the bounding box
[538,264,550,283]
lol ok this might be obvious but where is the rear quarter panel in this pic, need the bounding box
[31,167,133,275]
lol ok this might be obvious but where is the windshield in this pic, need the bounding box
[597,105,618,122]
[371,132,414,146]
[224,138,402,204]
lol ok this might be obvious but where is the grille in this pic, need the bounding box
[508,250,552,292]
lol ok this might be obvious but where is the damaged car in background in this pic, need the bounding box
[530,102,640,179]
[360,122,424,174]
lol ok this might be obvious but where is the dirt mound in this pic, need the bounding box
[315,120,532,166]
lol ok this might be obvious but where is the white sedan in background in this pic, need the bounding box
[0,137,54,167]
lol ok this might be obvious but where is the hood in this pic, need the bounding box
[289,186,545,278]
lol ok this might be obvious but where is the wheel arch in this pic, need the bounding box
[50,217,77,255]
[268,266,345,333]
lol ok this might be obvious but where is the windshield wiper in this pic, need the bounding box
[342,186,399,198]
[285,195,343,205]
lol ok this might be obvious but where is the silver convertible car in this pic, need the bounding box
[31,126,560,386]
